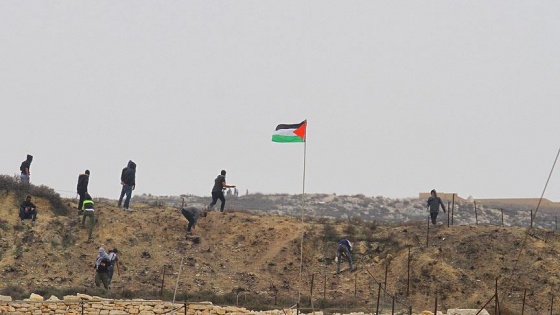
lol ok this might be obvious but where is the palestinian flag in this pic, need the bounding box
[272,120,307,143]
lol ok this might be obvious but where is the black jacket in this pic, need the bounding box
[122,161,136,186]
[20,154,33,174]
[77,174,89,194]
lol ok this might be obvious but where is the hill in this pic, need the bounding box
[1,186,560,314]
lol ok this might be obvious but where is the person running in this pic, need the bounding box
[81,193,95,242]
[94,247,110,289]
[336,239,355,274]
[107,248,119,289]
[181,206,207,237]
[77,170,90,211]
[208,170,235,212]
[118,160,136,210]
[427,189,446,225]
[19,154,33,183]
[19,195,38,224]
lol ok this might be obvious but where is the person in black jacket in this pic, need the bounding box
[19,154,33,184]
[427,189,446,225]
[118,160,136,210]
[19,195,38,223]
[208,170,235,212]
[76,170,90,210]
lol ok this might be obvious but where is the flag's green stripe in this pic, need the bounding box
[272,135,304,143]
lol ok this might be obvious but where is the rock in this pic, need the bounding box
[447,309,490,315]
[47,295,59,301]
[0,295,12,301]
[29,293,44,301]
[77,293,93,300]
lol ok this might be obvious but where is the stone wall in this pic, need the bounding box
[0,293,488,315]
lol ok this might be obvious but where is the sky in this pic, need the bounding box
[1,1,560,201]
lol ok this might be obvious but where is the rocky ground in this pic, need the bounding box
[0,191,559,314]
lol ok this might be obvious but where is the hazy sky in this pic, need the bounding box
[2,1,560,201]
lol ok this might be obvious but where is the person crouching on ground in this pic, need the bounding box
[181,206,207,238]
[94,247,110,290]
[19,195,38,224]
[336,239,355,274]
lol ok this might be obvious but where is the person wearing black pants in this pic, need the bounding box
[181,207,207,237]
[427,189,446,225]
[77,170,90,210]
[208,170,235,212]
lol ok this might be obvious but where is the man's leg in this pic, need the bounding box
[30,210,37,223]
[209,192,219,209]
[118,186,126,207]
[343,246,354,270]
[430,212,438,225]
[123,185,132,209]
[95,272,101,287]
[78,192,85,210]
[19,207,25,221]
[21,174,29,184]
[87,212,95,240]
[181,209,195,233]
[101,273,109,289]
[336,247,343,273]
[218,192,226,212]
[107,268,114,287]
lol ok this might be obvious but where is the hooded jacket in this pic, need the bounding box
[77,174,89,194]
[122,161,136,186]
[20,155,33,174]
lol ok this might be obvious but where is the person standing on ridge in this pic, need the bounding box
[208,170,235,212]
[19,154,33,183]
[118,160,136,210]
[77,170,90,211]
[427,189,446,225]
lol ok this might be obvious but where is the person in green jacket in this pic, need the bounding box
[81,193,95,241]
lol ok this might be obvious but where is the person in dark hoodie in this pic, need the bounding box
[77,170,90,211]
[427,189,446,225]
[118,160,136,211]
[19,195,38,224]
[19,154,33,183]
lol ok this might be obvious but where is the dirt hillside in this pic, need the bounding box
[0,192,559,314]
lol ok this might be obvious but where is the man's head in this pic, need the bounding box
[26,195,32,201]
[112,248,118,254]
[431,189,437,197]
[221,170,226,176]
[85,170,90,175]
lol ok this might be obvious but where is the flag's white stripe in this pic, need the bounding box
[273,128,297,136]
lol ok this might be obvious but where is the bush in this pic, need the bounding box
[0,175,70,216]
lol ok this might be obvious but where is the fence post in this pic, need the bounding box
[556,215,558,231]
[296,302,299,315]
[391,295,395,315]
[310,273,314,306]
[530,209,533,228]
[376,282,381,315]
[501,208,504,226]
[184,302,187,315]
[447,201,450,227]
[550,294,554,315]
[494,278,498,315]
[426,216,430,247]
[160,265,166,296]
[409,306,412,315]
[323,273,327,300]
[434,294,438,315]
[522,288,527,315]
[407,247,411,296]
[81,300,84,315]
[474,201,478,225]
[451,193,455,225]
[354,273,357,298]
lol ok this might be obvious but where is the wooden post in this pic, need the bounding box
[407,247,411,296]
[434,294,438,315]
[531,209,533,228]
[474,201,478,225]
[494,278,498,315]
[354,273,357,297]
[375,283,381,315]
[556,215,558,231]
[501,208,504,226]
[426,216,430,247]
[522,288,527,315]
[447,201,450,227]
[160,266,166,296]
[310,273,314,306]
[323,273,327,300]
[391,295,395,315]
[451,194,455,225]
[550,294,554,315]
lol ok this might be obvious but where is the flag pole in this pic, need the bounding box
[298,120,307,303]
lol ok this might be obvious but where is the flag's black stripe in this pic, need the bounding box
[275,121,305,131]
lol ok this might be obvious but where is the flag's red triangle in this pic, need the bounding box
[294,121,307,140]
